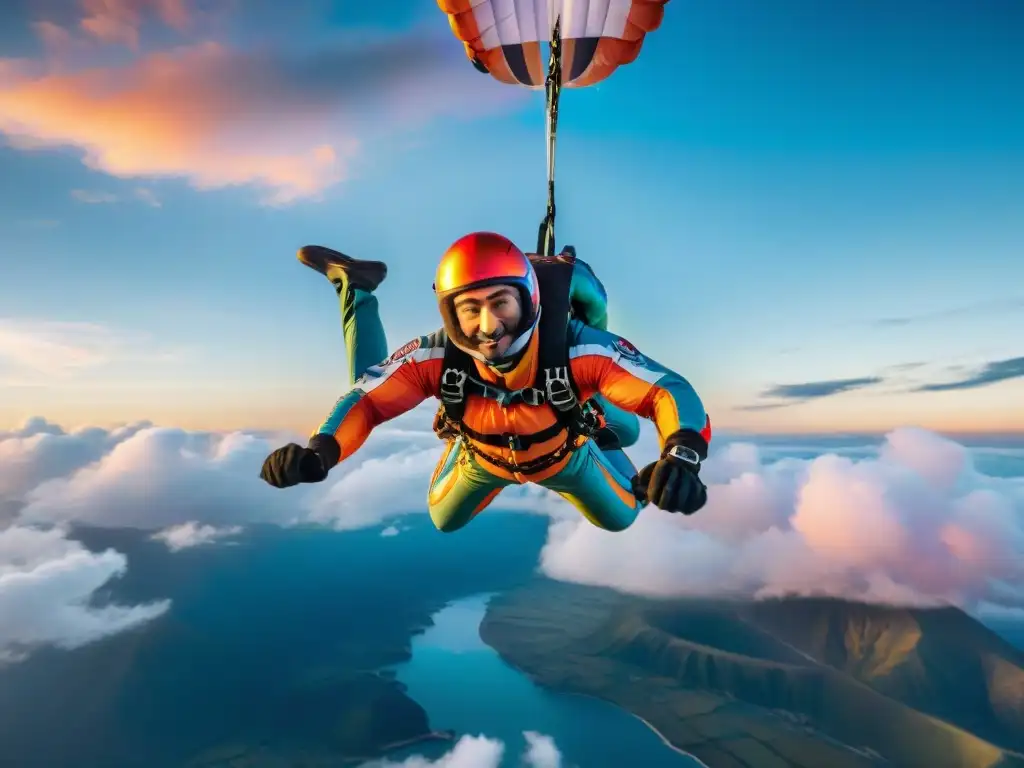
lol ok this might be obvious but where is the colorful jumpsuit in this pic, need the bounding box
[316,263,709,533]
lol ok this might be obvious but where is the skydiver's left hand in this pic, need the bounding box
[633,431,708,515]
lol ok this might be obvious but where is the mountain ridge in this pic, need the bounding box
[480,579,1024,768]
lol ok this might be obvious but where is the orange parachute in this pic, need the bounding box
[437,0,668,88]
[437,1,670,256]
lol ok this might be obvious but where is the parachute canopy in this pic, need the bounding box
[437,0,668,88]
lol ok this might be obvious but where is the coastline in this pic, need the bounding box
[346,730,456,766]
[569,690,712,768]
[379,729,456,754]
[482,641,708,767]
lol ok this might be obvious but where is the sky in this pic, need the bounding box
[1,0,1022,434]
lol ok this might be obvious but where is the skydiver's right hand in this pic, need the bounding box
[260,443,328,488]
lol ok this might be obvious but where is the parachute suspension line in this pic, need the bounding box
[536,15,562,257]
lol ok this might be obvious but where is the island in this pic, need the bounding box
[480,578,1024,768]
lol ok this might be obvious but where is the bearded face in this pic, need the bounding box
[452,284,524,362]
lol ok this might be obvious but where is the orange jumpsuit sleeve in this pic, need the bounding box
[312,338,442,464]
[568,322,711,450]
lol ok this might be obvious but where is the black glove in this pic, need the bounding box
[633,430,708,515]
[259,435,339,488]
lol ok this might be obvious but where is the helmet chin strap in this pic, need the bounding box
[460,307,542,366]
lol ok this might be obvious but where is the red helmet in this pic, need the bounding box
[434,232,540,362]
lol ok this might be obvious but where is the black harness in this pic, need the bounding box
[432,252,604,475]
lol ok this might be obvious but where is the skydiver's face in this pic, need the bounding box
[453,284,523,361]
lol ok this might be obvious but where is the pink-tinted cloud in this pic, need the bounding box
[78,0,191,49]
[540,427,1024,612]
[32,20,75,55]
[0,26,524,204]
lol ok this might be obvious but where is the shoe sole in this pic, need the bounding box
[297,245,388,288]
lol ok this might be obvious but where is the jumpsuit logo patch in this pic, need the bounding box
[614,338,645,366]
[388,338,421,364]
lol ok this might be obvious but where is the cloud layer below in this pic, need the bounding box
[0,524,169,663]
[2,413,1023,661]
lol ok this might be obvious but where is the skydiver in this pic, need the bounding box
[260,234,711,532]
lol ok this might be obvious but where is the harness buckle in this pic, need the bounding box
[440,368,468,404]
[543,366,577,412]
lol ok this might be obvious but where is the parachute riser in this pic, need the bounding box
[537,16,562,258]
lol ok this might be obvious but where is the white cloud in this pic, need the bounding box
[522,731,563,768]
[134,186,161,207]
[151,521,242,551]
[380,525,400,538]
[308,445,443,530]
[363,732,561,768]
[539,427,1024,612]
[19,426,314,529]
[6,413,441,531]
[0,418,152,504]
[0,318,179,384]
[0,525,169,662]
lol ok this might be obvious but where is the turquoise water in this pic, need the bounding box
[388,594,702,768]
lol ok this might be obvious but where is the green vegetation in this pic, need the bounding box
[185,673,455,767]
[481,579,1024,768]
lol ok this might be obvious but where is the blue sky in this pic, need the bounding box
[0,0,1021,434]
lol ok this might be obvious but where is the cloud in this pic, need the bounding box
[742,376,884,410]
[0,418,152,508]
[539,427,1024,613]
[365,732,561,768]
[33,21,76,56]
[0,25,523,204]
[764,377,884,400]
[873,297,1024,327]
[0,320,115,376]
[916,356,1024,392]
[0,318,180,385]
[133,186,161,206]
[151,521,241,551]
[8,415,1024,619]
[2,404,568,533]
[18,427,314,529]
[5,409,442,531]
[380,525,400,537]
[71,188,118,203]
[69,187,161,206]
[522,731,563,768]
[78,0,192,50]
[0,524,169,662]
